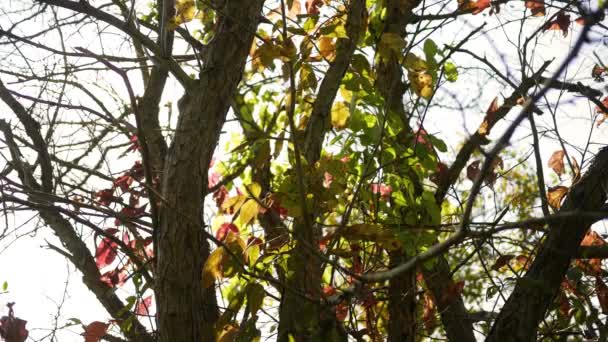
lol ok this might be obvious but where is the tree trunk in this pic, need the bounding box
[388,252,417,342]
[156,1,264,340]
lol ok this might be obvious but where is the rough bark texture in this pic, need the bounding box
[488,147,608,342]
[155,1,264,341]
[387,252,417,342]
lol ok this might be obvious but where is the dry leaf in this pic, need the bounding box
[478,97,499,136]
[548,150,565,175]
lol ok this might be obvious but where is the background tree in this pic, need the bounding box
[0,0,607,341]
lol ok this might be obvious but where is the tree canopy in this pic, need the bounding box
[0,0,608,341]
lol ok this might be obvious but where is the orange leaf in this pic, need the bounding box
[462,0,491,14]
[318,37,335,60]
[547,150,565,175]
[422,292,437,332]
[525,0,545,16]
[440,280,465,305]
[581,230,606,247]
[596,96,608,126]
[478,97,499,136]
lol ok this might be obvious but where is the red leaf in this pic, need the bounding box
[95,229,119,269]
[543,11,571,37]
[83,321,109,342]
[0,303,28,342]
[335,302,348,321]
[430,162,448,185]
[547,150,565,175]
[113,174,133,193]
[370,183,392,200]
[136,295,153,316]
[128,161,144,181]
[95,189,116,206]
[127,135,140,153]
[100,267,128,288]
[213,186,229,208]
[115,205,147,226]
[322,285,336,297]
[413,127,434,150]
[216,223,239,241]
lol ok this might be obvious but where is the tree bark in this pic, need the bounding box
[488,147,608,342]
[155,1,264,341]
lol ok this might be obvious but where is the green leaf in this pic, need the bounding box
[444,62,458,82]
[423,39,438,59]
[2,281,7,291]
[303,17,318,33]
[246,282,265,316]
[320,22,347,38]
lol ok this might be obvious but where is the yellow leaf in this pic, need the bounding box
[408,71,434,99]
[319,37,335,61]
[403,53,427,72]
[168,0,196,30]
[221,194,247,214]
[237,199,259,226]
[547,186,569,209]
[331,101,350,130]
[244,182,262,198]
[202,247,226,288]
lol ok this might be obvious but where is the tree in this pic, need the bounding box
[0,0,607,341]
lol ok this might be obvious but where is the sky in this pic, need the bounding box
[0,0,607,340]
